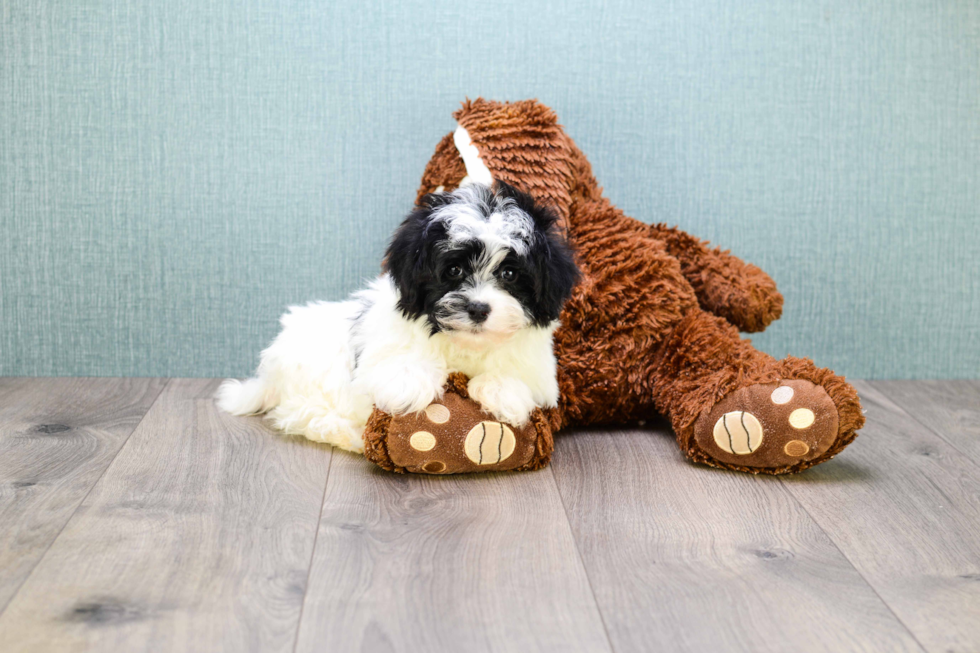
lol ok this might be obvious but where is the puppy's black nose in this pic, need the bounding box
[466,301,491,323]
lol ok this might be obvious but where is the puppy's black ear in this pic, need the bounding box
[493,181,579,324]
[383,194,445,319]
[529,219,580,325]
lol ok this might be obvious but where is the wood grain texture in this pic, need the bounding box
[780,381,980,653]
[870,380,980,462]
[552,425,923,653]
[295,451,611,653]
[0,379,332,653]
[0,377,166,613]
[4,378,980,652]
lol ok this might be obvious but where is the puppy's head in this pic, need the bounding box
[384,182,579,339]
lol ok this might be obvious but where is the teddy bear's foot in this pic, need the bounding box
[362,374,556,474]
[692,380,841,472]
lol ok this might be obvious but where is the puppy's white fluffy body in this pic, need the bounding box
[217,181,578,453]
[218,276,559,452]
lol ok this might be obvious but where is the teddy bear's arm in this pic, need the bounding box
[650,223,783,333]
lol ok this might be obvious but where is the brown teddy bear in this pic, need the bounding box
[364,98,864,475]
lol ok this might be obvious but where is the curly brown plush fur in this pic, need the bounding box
[369,98,863,475]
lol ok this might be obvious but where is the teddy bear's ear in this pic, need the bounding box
[451,99,577,226]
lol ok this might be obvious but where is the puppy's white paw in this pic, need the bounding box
[370,366,446,417]
[467,374,536,427]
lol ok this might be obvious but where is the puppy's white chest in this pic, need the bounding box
[438,338,496,377]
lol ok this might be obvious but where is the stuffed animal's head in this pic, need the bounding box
[416,99,603,230]
[384,181,579,341]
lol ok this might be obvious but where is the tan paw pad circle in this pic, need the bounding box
[409,431,437,451]
[770,386,795,405]
[788,408,815,429]
[713,411,764,455]
[784,440,810,457]
[464,422,516,465]
[423,460,446,473]
[424,403,451,424]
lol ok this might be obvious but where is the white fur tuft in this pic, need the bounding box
[453,125,494,187]
[216,377,277,415]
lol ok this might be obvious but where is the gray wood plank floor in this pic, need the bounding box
[552,427,923,652]
[869,380,980,463]
[0,379,331,653]
[295,449,609,653]
[779,381,980,653]
[0,378,978,653]
[0,378,166,613]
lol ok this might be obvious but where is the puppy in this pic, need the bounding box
[217,182,579,452]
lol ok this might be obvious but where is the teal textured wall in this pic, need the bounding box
[1,1,978,379]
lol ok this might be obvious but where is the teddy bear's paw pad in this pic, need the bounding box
[694,380,839,468]
[385,393,538,474]
[712,411,764,454]
[464,422,516,465]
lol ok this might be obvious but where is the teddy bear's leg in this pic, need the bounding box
[649,223,784,333]
[649,309,864,474]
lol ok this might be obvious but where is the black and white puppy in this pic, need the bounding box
[218,182,578,453]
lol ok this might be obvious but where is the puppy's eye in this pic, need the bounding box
[499,267,517,282]
[446,265,463,279]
